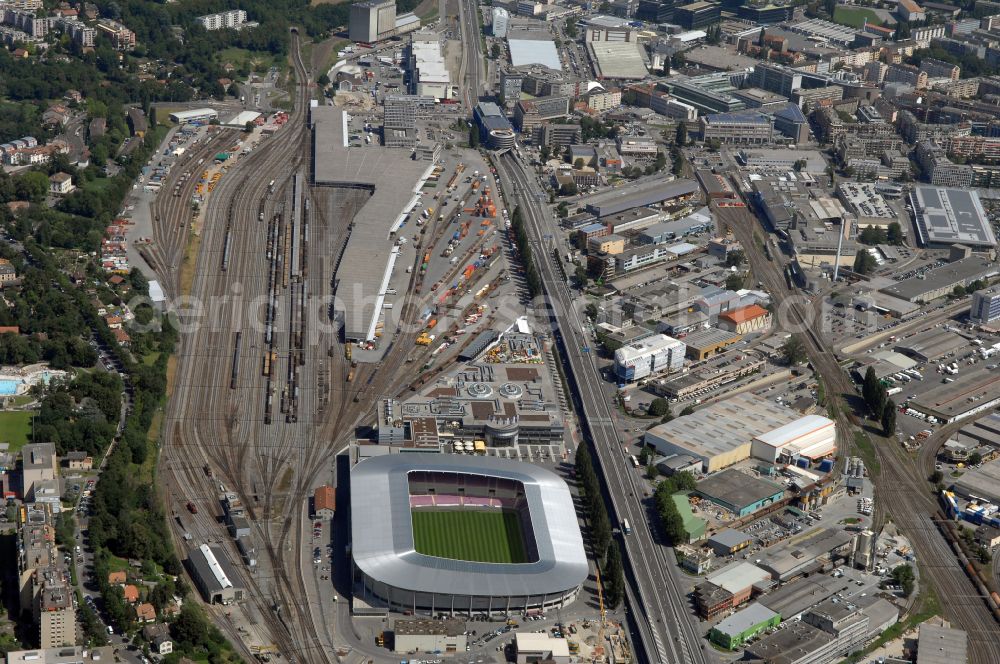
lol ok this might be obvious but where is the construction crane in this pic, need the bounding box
[594,565,607,662]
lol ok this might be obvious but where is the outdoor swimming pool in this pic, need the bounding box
[0,369,63,396]
[0,380,19,396]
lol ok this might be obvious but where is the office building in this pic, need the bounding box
[197,9,247,30]
[971,290,1000,325]
[748,63,802,97]
[474,102,516,150]
[674,1,721,29]
[613,334,685,383]
[513,96,570,132]
[701,112,774,144]
[636,0,676,21]
[492,7,510,37]
[499,70,524,108]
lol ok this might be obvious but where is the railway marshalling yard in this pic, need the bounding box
[148,38,522,664]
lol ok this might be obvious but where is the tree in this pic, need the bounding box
[602,541,624,609]
[895,21,911,40]
[891,564,915,597]
[853,250,876,275]
[565,18,578,39]
[648,398,671,417]
[469,127,480,149]
[929,470,943,484]
[573,265,588,287]
[724,250,746,267]
[887,222,903,245]
[675,122,688,146]
[863,366,880,411]
[725,272,746,291]
[15,171,48,202]
[782,335,807,366]
[858,226,887,245]
[491,42,501,58]
[679,404,695,416]
[881,399,897,435]
[968,451,982,466]
[244,121,255,133]
[559,182,578,196]
[574,157,585,170]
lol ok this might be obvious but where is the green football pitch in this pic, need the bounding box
[411,509,528,563]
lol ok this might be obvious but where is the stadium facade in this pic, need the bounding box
[350,455,588,616]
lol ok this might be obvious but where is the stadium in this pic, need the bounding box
[350,454,588,616]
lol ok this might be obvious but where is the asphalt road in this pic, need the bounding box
[494,152,710,664]
[458,0,483,109]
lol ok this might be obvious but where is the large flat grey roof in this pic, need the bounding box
[917,624,967,664]
[879,257,998,302]
[350,454,588,598]
[696,469,784,510]
[580,178,699,217]
[312,106,434,340]
[911,186,997,248]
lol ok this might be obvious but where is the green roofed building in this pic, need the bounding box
[710,602,780,649]
[672,492,707,543]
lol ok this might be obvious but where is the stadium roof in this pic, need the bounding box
[351,454,588,598]
[508,38,561,69]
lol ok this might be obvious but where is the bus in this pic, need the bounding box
[622,519,632,535]
[630,454,640,468]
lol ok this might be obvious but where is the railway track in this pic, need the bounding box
[715,203,1000,663]
[159,29,440,663]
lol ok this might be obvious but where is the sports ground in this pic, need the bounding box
[411,509,529,563]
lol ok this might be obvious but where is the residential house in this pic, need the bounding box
[135,603,156,623]
[108,571,126,585]
[49,173,74,195]
[123,585,139,603]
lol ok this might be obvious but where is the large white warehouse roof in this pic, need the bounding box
[753,415,836,460]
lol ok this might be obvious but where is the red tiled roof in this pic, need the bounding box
[719,304,769,324]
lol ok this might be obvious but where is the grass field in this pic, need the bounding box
[832,5,884,28]
[0,411,33,451]
[411,509,528,563]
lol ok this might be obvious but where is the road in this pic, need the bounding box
[494,152,710,664]
[714,202,1000,663]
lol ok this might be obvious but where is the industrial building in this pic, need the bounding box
[750,415,837,464]
[756,574,851,621]
[588,41,648,79]
[917,623,967,664]
[351,455,588,616]
[406,33,451,100]
[644,393,800,472]
[695,469,785,517]
[311,106,434,342]
[187,544,245,604]
[747,596,898,664]
[706,529,753,556]
[515,633,571,664]
[756,528,856,581]
[909,186,997,248]
[350,0,420,43]
[950,457,1000,504]
[580,179,699,218]
[879,256,998,303]
[393,619,467,654]
[717,304,772,335]
[682,327,742,360]
[710,602,780,649]
[168,108,218,124]
[909,365,1000,423]
[894,328,967,362]
[613,333,685,383]
[508,38,562,70]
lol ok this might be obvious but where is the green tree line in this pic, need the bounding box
[653,471,697,545]
[510,206,542,297]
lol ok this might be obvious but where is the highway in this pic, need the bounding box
[714,203,1000,663]
[494,152,710,664]
[458,0,484,108]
